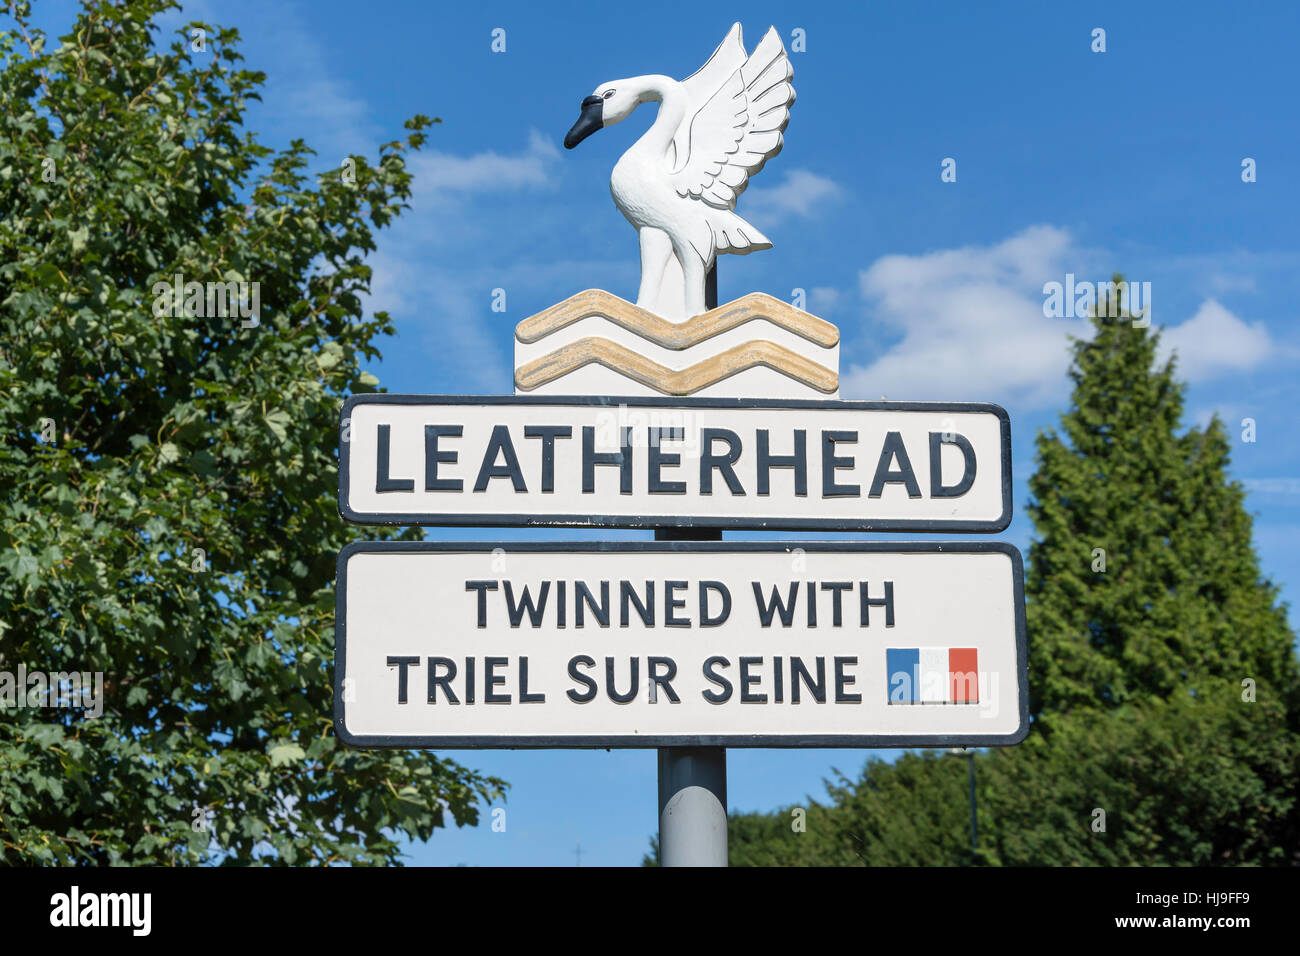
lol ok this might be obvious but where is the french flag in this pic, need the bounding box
[886,647,979,704]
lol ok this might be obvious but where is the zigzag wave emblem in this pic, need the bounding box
[516,337,838,395]
[514,290,839,396]
[516,289,839,349]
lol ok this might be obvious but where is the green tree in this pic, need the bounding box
[1025,278,1296,718]
[0,0,503,864]
[722,754,981,867]
[987,276,1300,865]
[645,753,983,867]
[709,278,1299,866]
[984,692,1298,865]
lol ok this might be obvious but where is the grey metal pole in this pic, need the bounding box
[658,745,727,866]
[654,267,726,868]
[654,526,726,866]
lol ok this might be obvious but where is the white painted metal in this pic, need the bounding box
[658,748,728,867]
[566,23,794,321]
[513,316,839,400]
[336,546,1024,745]
[342,399,1008,528]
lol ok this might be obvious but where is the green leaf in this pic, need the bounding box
[0,0,497,868]
[268,743,306,767]
[265,408,291,443]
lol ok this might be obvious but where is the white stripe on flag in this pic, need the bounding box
[919,647,949,703]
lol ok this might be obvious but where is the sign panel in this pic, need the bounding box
[339,395,1012,531]
[334,541,1028,748]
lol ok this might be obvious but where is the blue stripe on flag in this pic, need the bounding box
[886,647,919,704]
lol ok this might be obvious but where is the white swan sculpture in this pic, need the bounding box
[563,22,795,321]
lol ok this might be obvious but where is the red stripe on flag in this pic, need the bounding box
[949,648,979,703]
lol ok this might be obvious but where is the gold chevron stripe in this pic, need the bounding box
[515,337,838,395]
[515,289,839,349]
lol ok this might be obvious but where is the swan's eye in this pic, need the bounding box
[602,89,616,99]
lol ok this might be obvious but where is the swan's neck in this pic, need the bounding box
[626,75,685,161]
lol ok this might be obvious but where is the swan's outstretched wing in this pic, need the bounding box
[670,26,795,209]
[667,23,745,172]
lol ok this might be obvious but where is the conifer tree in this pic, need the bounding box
[708,277,1299,866]
[1025,277,1297,720]
[992,276,1299,864]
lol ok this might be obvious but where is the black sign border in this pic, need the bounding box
[334,540,1029,750]
[338,394,1013,532]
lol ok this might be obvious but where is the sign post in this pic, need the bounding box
[334,21,1028,866]
[654,525,725,868]
[658,745,727,867]
[334,542,1027,747]
[338,395,1012,533]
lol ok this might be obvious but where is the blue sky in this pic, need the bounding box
[31,0,1300,864]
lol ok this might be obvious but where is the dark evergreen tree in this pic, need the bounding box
[990,276,1300,865]
[986,692,1298,865]
[1025,277,1296,719]
[705,277,1299,866]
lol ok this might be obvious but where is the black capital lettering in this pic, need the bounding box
[821,430,860,497]
[648,428,686,494]
[929,432,977,497]
[757,429,807,496]
[473,425,526,492]
[387,655,420,703]
[465,580,498,627]
[582,426,633,494]
[868,432,922,498]
[700,428,745,495]
[524,425,572,493]
[702,656,733,703]
[567,655,597,703]
[424,425,462,492]
[376,424,415,492]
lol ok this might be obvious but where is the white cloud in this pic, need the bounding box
[408,129,560,197]
[1159,299,1276,382]
[742,169,843,225]
[840,228,1287,405]
[276,75,372,150]
[809,286,841,315]
[1186,403,1246,431]
[1207,273,1257,295]
[361,249,640,395]
[362,249,512,393]
[357,131,575,390]
[168,0,378,158]
[841,225,1081,405]
[1240,479,1300,496]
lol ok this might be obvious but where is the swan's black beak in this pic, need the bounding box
[564,95,604,149]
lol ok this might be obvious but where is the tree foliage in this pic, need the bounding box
[984,692,1298,865]
[0,0,504,864]
[712,279,1299,866]
[1025,281,1296,718]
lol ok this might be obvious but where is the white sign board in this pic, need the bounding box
[339,396,1012,531]
[334,542,1028,748]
